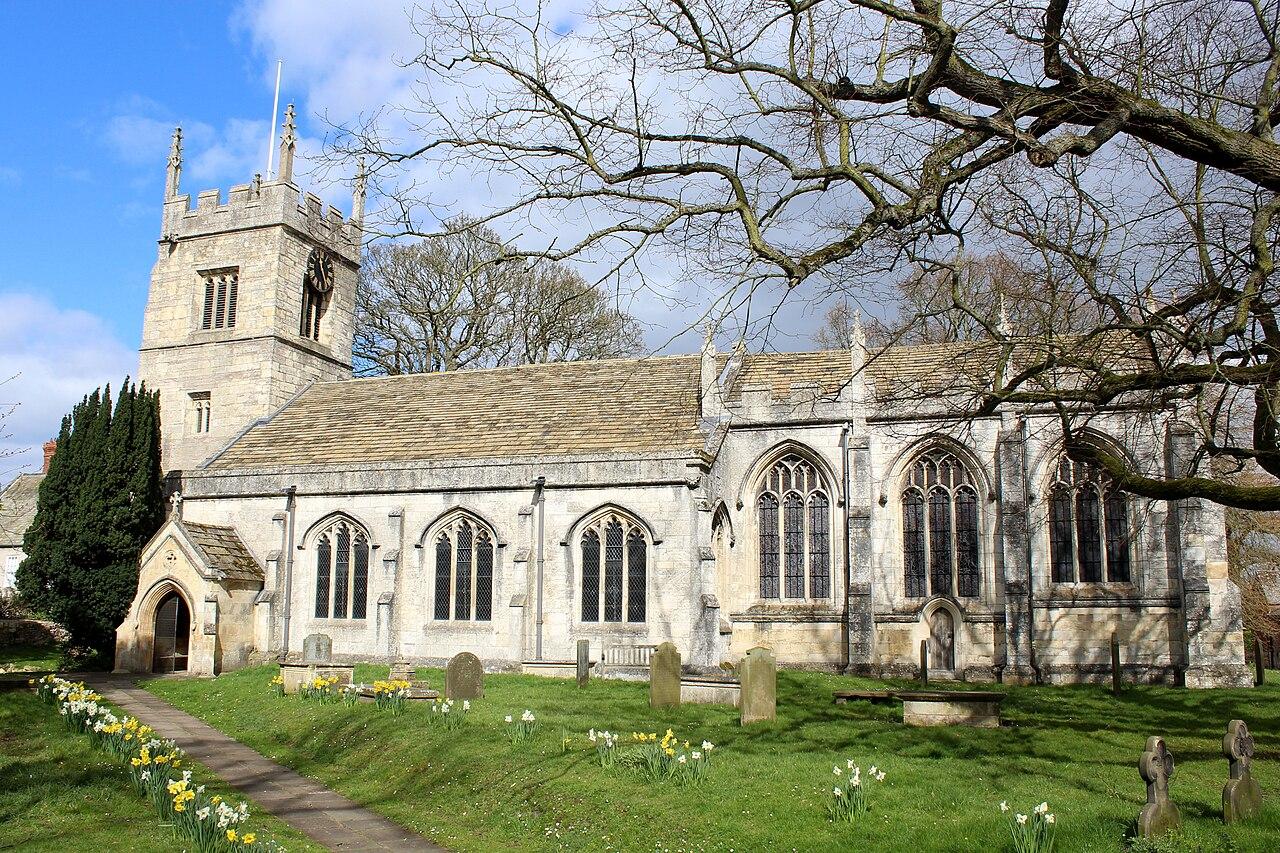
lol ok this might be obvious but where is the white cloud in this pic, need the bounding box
[0,292,136,479]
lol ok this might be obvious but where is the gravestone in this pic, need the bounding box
[1138,736,1181,838]
[389,660,415,683]
[649,642,681,708]
[302,633,332,664]
[739,646,776,725]
[576,639,590,689]
[1254,639,1265,687]
[919,639,929,686]
[1222,719,1261,823]
[445,651,485,700]
[1111,633,1122,696]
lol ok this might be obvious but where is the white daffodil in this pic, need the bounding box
[1016,814,1028,826]
[197,807,211,820]
[1000,801,1009,813]
[505,715,513,723]
[692,751,702,760]
[833,787,844,797]
[677,755,687,764]
[1035,802,1049,815]
[1046,814,1056,825]
[833,766,843,775]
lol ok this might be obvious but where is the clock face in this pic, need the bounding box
[307,248,335,293]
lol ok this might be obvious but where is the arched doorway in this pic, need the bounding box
[928,608,956,675]
[152,591,190,673]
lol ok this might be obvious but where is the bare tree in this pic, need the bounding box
[355,219,643,375]
[338,0,1280,508]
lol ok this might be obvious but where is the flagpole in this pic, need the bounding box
[265,59,283,178]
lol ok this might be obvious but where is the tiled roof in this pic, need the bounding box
[209,354,707,469]
[181,520,264,582]
[0,473,44,547]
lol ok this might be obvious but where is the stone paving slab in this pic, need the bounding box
[81,674,445,852]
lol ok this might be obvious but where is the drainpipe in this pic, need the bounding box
[1018,419,1041,683]
[281,486,298,658]
[532,476,546,661]
[840,423,852,672]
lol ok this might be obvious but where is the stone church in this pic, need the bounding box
[113,113,1251,688]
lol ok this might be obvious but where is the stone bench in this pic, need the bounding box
[831,688,1005,727]
[680,675,741,706]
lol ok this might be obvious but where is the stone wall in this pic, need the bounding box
[0,618,69,647]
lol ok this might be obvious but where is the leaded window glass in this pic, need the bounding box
[901,448,981,598]
[756,453,833,600]
[580,511,648,623]
[1048,456,1131,584]
[432,513,497,621]
[313,518,370,620]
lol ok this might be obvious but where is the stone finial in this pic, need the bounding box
[351,157,367,226]
[699,322,723,419]
[278,104,297,183]
[169,490,183,520]
[996,292,1012,337]
[251,172,262,197]
[164,126,183,200]
[1222,719,1261,823]
[1138,736,1181,838]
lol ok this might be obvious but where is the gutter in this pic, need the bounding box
[532,476,546,661]
[281,485,298,657]
[840,422,853,673]
[1018,418,1041,684]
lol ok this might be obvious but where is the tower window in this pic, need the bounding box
[301,248,334,341]
[200,269,238,330]
[190,392,211,434]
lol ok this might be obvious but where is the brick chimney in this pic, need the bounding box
[42,440,56,474]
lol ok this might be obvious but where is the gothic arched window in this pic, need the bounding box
[580,511,647,623]
[313,517,370,619]
[757,454,833,600]
[1048,456,1131,583]
[433,514,496,621]
[902,448,981,598]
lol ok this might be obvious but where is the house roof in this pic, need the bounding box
[205,336,1134,470]
[0,472,44,547]
[179,520,264,583]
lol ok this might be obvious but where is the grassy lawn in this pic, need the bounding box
[0,644,64,672]
[0,688,323,852]
[141,666,1280,852]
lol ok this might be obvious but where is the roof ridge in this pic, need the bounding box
[332,351,703,388]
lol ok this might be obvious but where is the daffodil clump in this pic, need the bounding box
[587,729,619,768]
[338,683,360,706]
[33,675,286,852]
[372,679,413,713]
[827,760,886,822]
[299,674,340,702]
[626,729,714,784]
[1001,800,1057,853]
[428,697,469,728]
[505,709,537,743]
[269,674,285,697]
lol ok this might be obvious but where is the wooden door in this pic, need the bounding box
[152,592,190,673]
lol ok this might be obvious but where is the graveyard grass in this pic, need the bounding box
[146,667,1280,852]
[0,687,323,853]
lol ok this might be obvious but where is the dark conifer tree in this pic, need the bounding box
[17,379,164,657]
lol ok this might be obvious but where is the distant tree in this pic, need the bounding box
[0,373,21,482]
[17,380,163,656]
[354,218,644,376]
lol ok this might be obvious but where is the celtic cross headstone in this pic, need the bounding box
[1138,736,1181,838]
[1222,719,1261,823]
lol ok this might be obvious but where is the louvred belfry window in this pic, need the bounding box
[1048,456,1132,584]
[200,269,238,330]
[756,453,833,600]
[580,511,648,623]
[432,514,496,621]
[313,518,370,620]
[901,448,981,599]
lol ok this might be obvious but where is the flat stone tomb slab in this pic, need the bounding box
[355,684,439,702]
[680,675,740,707]
[521,660,578,679]
[897,690,1006,728]
[279,663,355,695]
[832,689,898,705]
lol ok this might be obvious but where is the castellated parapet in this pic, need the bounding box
[139,119,364,475]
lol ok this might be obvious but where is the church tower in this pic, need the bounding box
[138,107,364,473]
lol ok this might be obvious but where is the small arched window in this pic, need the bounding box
[902,448,980,598]
[1048,456,1131,583]
[314,517,370,619]
[757,453,832,600]
[433,514,496,621]
[580,512,647,623]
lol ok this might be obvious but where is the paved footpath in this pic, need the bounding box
[82,675,446,853]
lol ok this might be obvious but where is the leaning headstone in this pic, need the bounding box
[1138,736,1181,838]
[919,639,929,687]
[1111,633,1122,696]
[649,642,681,708]
[445,651,485,700]
[302,633,332,664]
[739,646,776,725]
[1254,639,1265,687]
[576,639,590,689]
[1222,719,1261,824]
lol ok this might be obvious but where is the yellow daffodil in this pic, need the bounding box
[242,833,256,844]
[227,829,238,842]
